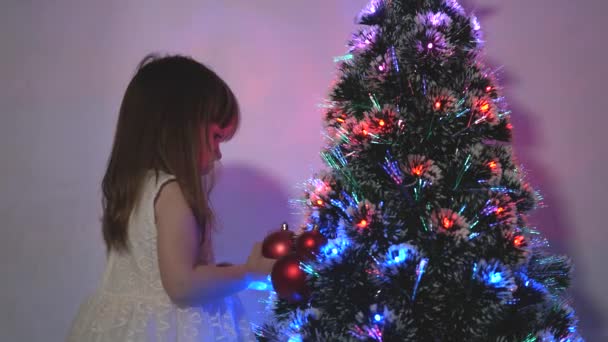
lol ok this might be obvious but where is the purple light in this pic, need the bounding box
[358,0,381,20]
[471,16,481,31]
[446,0,465,14]
[367,0,380,14]
[390,46,400,72]
[416,12,452,28]
[378,64,385,71]
[350,27,378,51]
[427,42,434,49]
[429,12,450,27]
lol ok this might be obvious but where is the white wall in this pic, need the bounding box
[1,0,605,340]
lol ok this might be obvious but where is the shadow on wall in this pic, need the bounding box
[459,0,605,339]
[210,162,296,324]
[504,84,603,341]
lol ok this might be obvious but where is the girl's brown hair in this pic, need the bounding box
[102,54,239,253]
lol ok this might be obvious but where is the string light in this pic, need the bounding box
[488,272,503,284]
[385,244,414,265]
[480,102,490,113]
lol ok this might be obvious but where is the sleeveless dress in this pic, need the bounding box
[67,171,255,341]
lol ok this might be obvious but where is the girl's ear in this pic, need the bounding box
[207,123,222,144]
[201,123,221,146]
[208,123,222,135]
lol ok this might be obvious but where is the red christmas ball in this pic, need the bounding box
[262,223,294,259]
[295,229,327,260]
[271,254,309,303]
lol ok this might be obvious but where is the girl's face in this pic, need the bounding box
[199,117,237,175]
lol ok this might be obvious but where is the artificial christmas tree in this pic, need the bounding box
[258,0,581,340]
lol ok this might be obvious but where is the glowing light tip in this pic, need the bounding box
[480,102,490,112]
[442,217,454,229]
[412,165,424,176]
[489,272,502,284]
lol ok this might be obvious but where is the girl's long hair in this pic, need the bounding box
[102,54,239,253]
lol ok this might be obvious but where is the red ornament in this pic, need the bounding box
[295,227,327,260]
[262,223,294,259]
[271,254,309,303]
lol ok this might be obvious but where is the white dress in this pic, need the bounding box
[67,171,255,342]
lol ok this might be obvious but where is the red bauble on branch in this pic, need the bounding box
[295,226,327,260]
[271,254,309,303]
[262,223,294,259]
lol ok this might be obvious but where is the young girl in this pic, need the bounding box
[67,54,275,341]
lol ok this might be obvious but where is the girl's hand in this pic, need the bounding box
[245,242,276,282]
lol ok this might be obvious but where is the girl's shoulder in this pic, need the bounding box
[146,170,176,191]
[139,170,177,216]
[128,170,179,234]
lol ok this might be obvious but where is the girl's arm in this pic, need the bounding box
[155,181,274,307]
